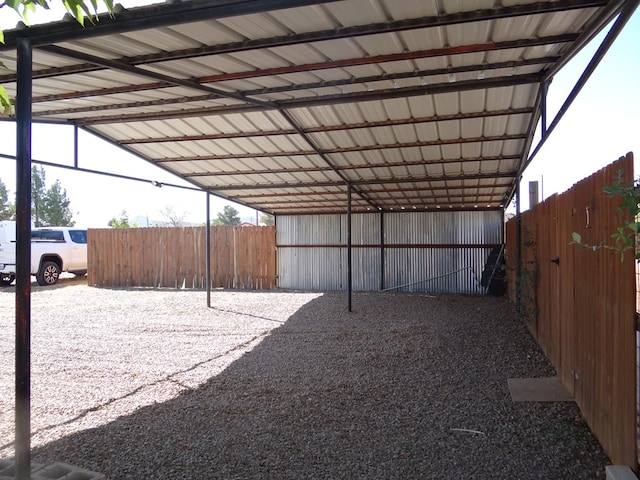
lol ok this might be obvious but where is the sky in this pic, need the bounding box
[0,2,639,227]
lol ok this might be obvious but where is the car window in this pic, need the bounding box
[69,230,87,244]
[32,230,64,242]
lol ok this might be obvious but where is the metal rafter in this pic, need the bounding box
[242,193,502,206]
[53,73,541,124]
[0,0,345,48]
[153,134,526,163]
[181,155,521,178]
[38,44,273,109]
[209,171,517,191]
[228,182,514,200]
[36,37,378,210]
[28,58,556,106]
[118,110,531,145]
[0,0,624,219]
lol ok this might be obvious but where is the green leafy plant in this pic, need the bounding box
[0,0,114,113]
[571,172,639,261]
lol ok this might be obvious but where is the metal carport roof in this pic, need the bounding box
[2,0,637,216]
[3,2,640,477]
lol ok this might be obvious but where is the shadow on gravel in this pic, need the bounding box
[0,274,86,292]
[29,292,609,480]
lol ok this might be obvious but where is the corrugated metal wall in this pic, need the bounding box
[277,211,503,293]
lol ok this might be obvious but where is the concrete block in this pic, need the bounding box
[606,465,639,480]
[31,462,106,480]
[0,459,45,480]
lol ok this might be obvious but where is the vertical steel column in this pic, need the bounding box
[379,211,384,291]
[524,0,639,171]
[274,214,278,288]
[205,193,211,308]
[15,36,32,480]
[515,178,522,315]
[347,185,352,312]
[73,125,79,168]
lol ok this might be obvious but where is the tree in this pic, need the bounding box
[108,209,131,228]
[31,165,46,226]
[158,205,187,227]
[0,178,15,220]
[42,179,75,226]
[259,213,274,226]
[213,205,241,226]
[0,0,114,113]
[31,166,75,226]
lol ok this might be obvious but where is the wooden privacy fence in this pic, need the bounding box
[506,153,636,468]
[87,226,276,289]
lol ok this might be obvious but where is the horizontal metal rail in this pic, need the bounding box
[380,266,476,292]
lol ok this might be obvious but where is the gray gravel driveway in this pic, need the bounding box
[0,279,610,479]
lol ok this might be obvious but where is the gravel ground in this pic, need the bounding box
[0,278,610,479]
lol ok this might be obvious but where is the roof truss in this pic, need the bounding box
[1,0,636,215]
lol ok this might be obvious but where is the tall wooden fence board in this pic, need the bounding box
[506,153,636,468]
[87,226,276,290]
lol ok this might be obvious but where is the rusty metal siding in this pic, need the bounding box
[278,211,502,292]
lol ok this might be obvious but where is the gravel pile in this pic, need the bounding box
[0,279,610,479]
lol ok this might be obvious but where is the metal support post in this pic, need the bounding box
[73,125,79,168]
[515,178,522,315]
[379,211,385,291]
[347,184,352,312]
[15,36,32,480]
[206,193,211,308]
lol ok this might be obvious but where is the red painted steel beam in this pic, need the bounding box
[118,110,531,145]
[27,58,556,106]
[154,134,527,163]
[62,73,541,124]
[181,155,521,177]
[198,35,576,84]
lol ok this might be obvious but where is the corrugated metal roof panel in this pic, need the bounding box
[0,0,626,215]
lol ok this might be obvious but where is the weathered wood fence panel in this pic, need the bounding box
[87,226,276,289]
[506,153,636,468]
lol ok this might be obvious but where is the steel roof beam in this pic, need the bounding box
[2,0,606,58]
[3,30,568,86]
[0,0,345,48]
[522,0,640,174]
[266,206,503,215]
[277,109,379,210]
[119,110,531,145]
[229,182,513,200]
[232,58,556,98]
[280,74,543,109]
[32,46,376,209]
[37,45,274,110]
[66,73,541,125]
[181,155,521,178]
[244,193,502,206]
[210,172,516,191]
[543,0,629,79]
[154,135,526,163]
[26,57,557,106]
[197,35,576,83]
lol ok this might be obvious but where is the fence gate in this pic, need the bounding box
[506,153,637,468]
